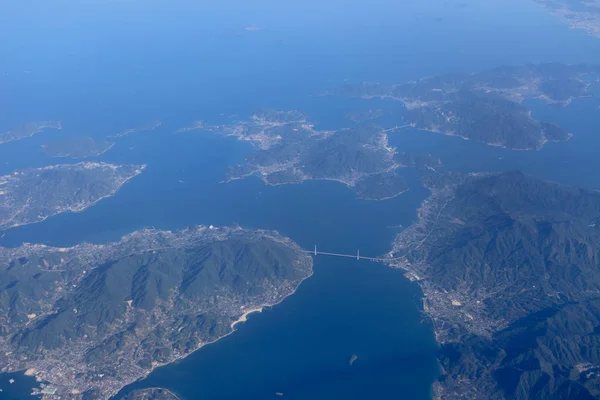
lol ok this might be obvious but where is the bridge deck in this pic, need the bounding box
[302,249,390,263]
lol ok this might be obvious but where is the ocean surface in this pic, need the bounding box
[1,0,600,398]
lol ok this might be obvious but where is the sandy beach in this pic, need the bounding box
[231,307,265,329]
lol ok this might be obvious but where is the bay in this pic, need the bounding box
[116,258,438,400]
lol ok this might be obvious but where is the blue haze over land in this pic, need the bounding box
[1,0,600,398]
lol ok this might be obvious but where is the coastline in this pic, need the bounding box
[225,164,405,201]
[412,126,569,151]
[381,182,452,399]
[357,188,410,202]
[0,164,146,232]
[42,141,117,159]
[109,259,315,400]
[231,307,265,329]
[122,387,181,400]
[0,121,63,146]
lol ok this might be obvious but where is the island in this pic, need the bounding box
[42,136,115,159]
[37,121,162,159]
[0,162,145,230]
[330,63,600,150]
[0,226,313,399]
[388,171,600,399]
[535,0,600,38]
[353,172,409,200]
[397,152,442,170]
[175,110,438,200]
[0,121,62,145]
[345,109,385,123]
[110,121,162,139]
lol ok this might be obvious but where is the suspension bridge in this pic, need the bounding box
[303,245,391,263]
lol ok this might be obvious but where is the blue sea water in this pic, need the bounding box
[0,372,37,400]
[2,0,600,398]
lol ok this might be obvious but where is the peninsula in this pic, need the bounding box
[0,226,313,399]
[0,162,145,230]
[389,171,600,399]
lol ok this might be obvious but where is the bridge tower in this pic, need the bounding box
[314,245,317,256]
[357,249,360,260]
